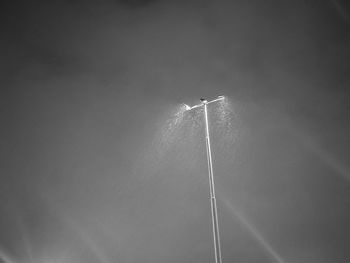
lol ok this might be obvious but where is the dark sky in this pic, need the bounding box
[2,0,350,262]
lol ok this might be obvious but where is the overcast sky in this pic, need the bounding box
[2,0,350,263]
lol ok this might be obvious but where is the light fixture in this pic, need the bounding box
[183,96,224,263]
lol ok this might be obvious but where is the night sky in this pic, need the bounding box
[3,0,350,262]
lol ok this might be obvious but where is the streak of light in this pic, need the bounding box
[61,216,112,263]
[218,193,287,263]
[37,192,111,263]
[15,213,34,263]
[329,0,350,25]
[280,116,350,183]
[0,249,16,263]
[295,130,350,183]
[1,200,33,263]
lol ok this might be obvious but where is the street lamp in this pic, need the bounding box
[183,95,225,263]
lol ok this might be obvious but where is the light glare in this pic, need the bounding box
[183,104,191,111]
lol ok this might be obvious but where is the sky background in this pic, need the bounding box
[2,0,350,262]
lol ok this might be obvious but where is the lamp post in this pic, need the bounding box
[183,96,225,263]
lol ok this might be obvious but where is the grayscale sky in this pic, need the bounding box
[2,0,350,263]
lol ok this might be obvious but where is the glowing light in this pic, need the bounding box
[182,104,191,111]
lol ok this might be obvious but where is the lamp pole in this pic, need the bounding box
[183,96,224,263]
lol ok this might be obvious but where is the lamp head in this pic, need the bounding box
[183,103,191,111]
[200,98,208,103]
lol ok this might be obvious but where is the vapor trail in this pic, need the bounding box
[218,193,287,263]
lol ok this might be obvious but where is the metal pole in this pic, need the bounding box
[204,102,223,263]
